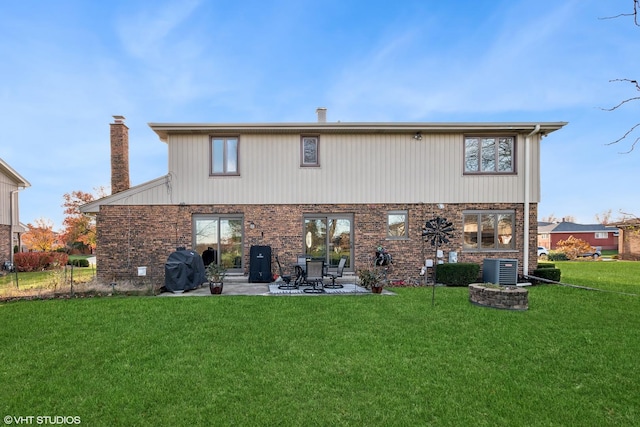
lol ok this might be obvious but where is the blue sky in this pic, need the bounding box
[1,0,639,229]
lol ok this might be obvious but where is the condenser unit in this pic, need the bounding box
[482,258,518,285]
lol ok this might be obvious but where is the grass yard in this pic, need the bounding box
[0,267,96,292]
[1,263,639,426]
[554,259,640,293]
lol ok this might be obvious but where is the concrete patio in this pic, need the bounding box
[157,274,394,297]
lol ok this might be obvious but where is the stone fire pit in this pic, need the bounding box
[469,283,528,311]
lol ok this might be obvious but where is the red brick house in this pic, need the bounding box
[0,158,30,267]
[537,221,619,251]
[80,113,566,287]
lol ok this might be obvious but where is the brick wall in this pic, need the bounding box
[0,224,10,263]
[95,203,538,287]
[619,226,640,261]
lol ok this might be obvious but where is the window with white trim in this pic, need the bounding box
[463,211,515,250]
[464,136,515,173]
[594,232,608,239]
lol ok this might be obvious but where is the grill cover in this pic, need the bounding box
[164,249,207,292]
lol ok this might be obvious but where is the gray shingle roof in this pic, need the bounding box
[538,221,619,233]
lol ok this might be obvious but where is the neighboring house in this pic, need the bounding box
[0,158,30,266]
[537,221,555,249]
[537,220,619,251]
[80,113,566,286]
[612,219,640,261]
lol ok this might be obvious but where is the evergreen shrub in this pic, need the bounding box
[436,263,480,286]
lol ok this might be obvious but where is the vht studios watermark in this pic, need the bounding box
[3,416,81,425]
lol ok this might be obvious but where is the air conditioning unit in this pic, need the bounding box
[482,258,518,285]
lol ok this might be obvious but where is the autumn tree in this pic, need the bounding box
[22,217,58,252]
[60,188,105,253]
[556,236,594,260]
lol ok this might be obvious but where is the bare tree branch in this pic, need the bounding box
[599,3,640,153]
[610,78,640,91]
[600,96,640,111]
[601,79,640,111]
[617,135,640,154]
[599,0,639,26]
[619,210,640,222]
[602,76,640,152]
[605,123,640,153]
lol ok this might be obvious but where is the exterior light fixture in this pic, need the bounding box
[413,132,422,140]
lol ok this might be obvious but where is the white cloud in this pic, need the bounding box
[116,0,202,60]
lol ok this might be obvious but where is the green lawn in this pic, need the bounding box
[0,267,95,292]
[1,262,639,426]
[553,260,640,293]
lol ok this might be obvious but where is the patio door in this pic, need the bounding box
[303,215,352,270]
[193,215,243,272]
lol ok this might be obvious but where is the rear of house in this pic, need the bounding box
[81,114,565,287]
[0,158,30,268]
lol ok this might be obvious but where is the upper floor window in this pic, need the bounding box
[301,136,319,167]
[387,211,408,239]
[463,211,515,251]
[211,137,239,175]
[464,136,515,174]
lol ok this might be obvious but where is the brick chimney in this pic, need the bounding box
[110,115,130,194]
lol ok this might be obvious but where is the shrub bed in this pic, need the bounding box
[436,263,480,286]
[548,251,568,261]
[14,252,69,272]
[531,267,561,284]
[68,258,90,267]
[537,262,556,269]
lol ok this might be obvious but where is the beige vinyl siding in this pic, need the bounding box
[162,132,541,206]
[0,173,18,225]
[79,176,172,212]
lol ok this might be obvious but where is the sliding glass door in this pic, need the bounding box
[303,215,352,270]
[193,215,243,272]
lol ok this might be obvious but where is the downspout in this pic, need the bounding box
[524,124,540,277]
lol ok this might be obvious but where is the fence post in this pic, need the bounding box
[70,264,74,296]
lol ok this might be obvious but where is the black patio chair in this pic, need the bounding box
[275,255,297,290]
[303,259,325,293]
[324,256,346,289]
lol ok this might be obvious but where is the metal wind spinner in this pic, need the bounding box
[422,216,454,246]
[421,216,455,306]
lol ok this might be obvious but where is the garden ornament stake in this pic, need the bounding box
[422,216,455,306]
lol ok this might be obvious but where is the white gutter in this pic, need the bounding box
[524,124,540,276]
